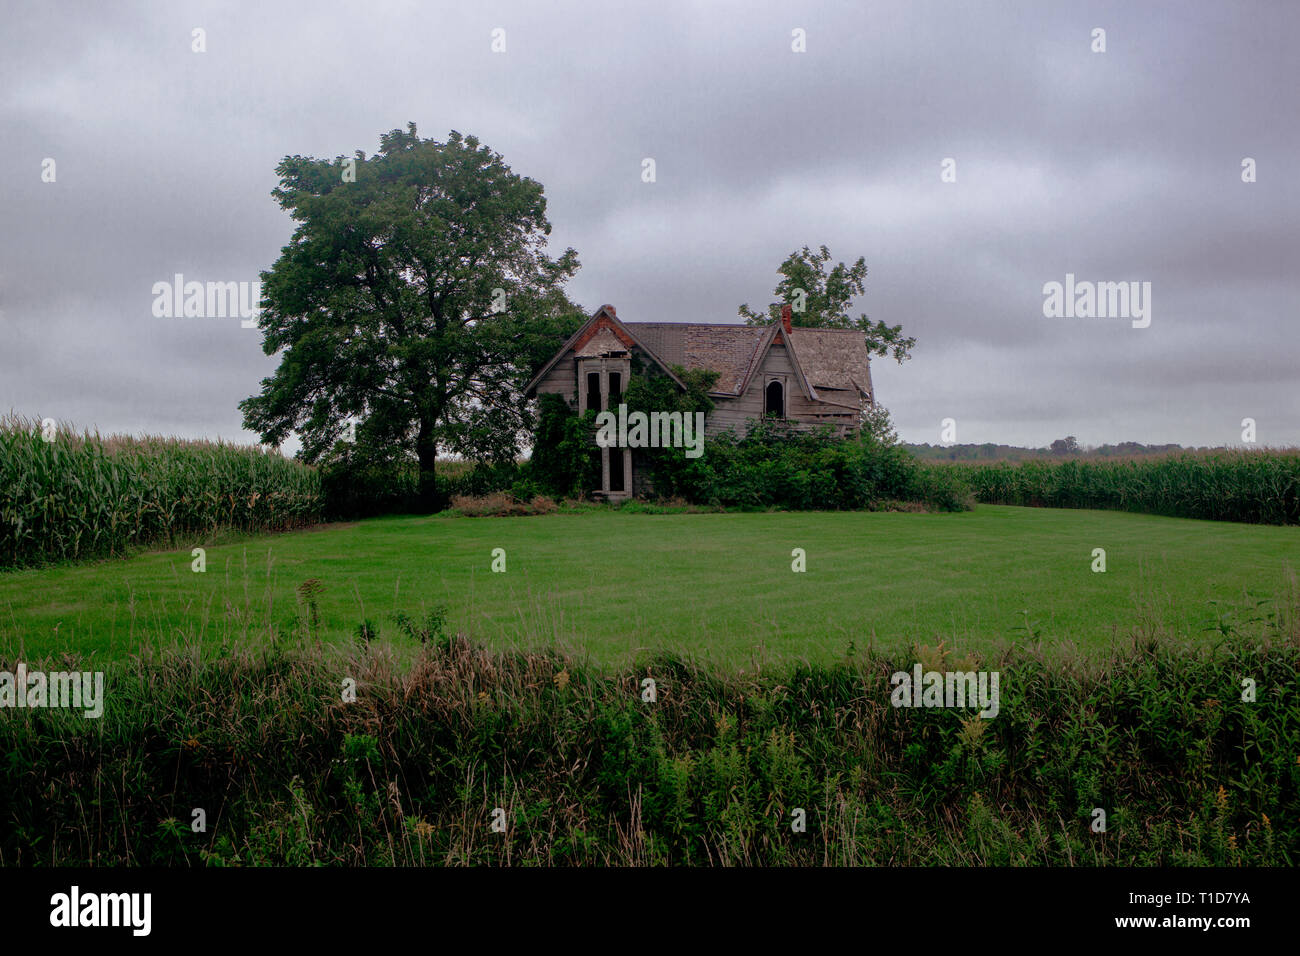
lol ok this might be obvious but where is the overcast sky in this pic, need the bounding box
[3,0,1296,451]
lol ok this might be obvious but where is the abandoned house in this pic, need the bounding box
[524,303,875,499]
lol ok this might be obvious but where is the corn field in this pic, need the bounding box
[0,414,322,569]
[958,450,1300,524]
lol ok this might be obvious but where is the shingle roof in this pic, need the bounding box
[787,328,874,401]
[525,307,873,404]
[624,323,769,394]
[625,321,872,401]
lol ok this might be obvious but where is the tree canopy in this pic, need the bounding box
[240,124,584,508]
[739,244,916,363]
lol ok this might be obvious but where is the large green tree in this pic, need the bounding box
[739,244,916,363]
[241,124,584,508]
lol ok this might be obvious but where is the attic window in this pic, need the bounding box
[765,380,785,418]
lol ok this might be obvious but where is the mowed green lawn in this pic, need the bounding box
[1,505,1296,667]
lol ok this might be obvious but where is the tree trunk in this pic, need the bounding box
[415,419,443,513]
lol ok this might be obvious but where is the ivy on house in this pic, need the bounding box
[529,366,716,500]
[530,393,601,498]
[622,365,718,498]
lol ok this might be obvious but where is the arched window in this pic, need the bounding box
[765,380,784,418]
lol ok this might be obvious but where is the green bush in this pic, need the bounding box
[527,390,969,513]
[442,461,520,499]
[906,463,978,513]
[529,393,600,499]
[320,449,521,519]
[319,450,420,519]
[621,366,717,497]
[669,419,972,513]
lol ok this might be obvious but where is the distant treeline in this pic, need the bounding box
[906,441,1189,462]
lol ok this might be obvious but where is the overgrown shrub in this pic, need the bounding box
[320,449,520,520]
[621,366,717,497]
[319,449,420,519]
[529,393,599,499]
[442,460,521,499]
[673,419,972,512]
[449,493,558,516]
[906,462,978,513]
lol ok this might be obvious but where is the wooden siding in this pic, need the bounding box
[706,342,859,438]
[534,355,577,402]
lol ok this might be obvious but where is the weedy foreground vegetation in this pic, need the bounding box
[1,620,1295,866]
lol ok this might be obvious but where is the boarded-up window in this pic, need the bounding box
[765,380,784,417]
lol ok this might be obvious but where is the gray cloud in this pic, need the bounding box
[1,0,1295,451]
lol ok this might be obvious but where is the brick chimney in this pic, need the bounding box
[781,303,793,334]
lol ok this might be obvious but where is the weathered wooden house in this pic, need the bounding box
[524,303,875,499]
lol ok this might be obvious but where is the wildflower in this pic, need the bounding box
[959,714,988,746]
[916,641,949,673]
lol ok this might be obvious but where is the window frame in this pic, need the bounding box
[764,377,787,419]
[577,354,633,496]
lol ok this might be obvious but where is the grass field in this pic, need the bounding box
[3,504,1296,667]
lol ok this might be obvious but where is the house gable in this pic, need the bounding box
[523,305,687,402]
[738,323,816,403]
